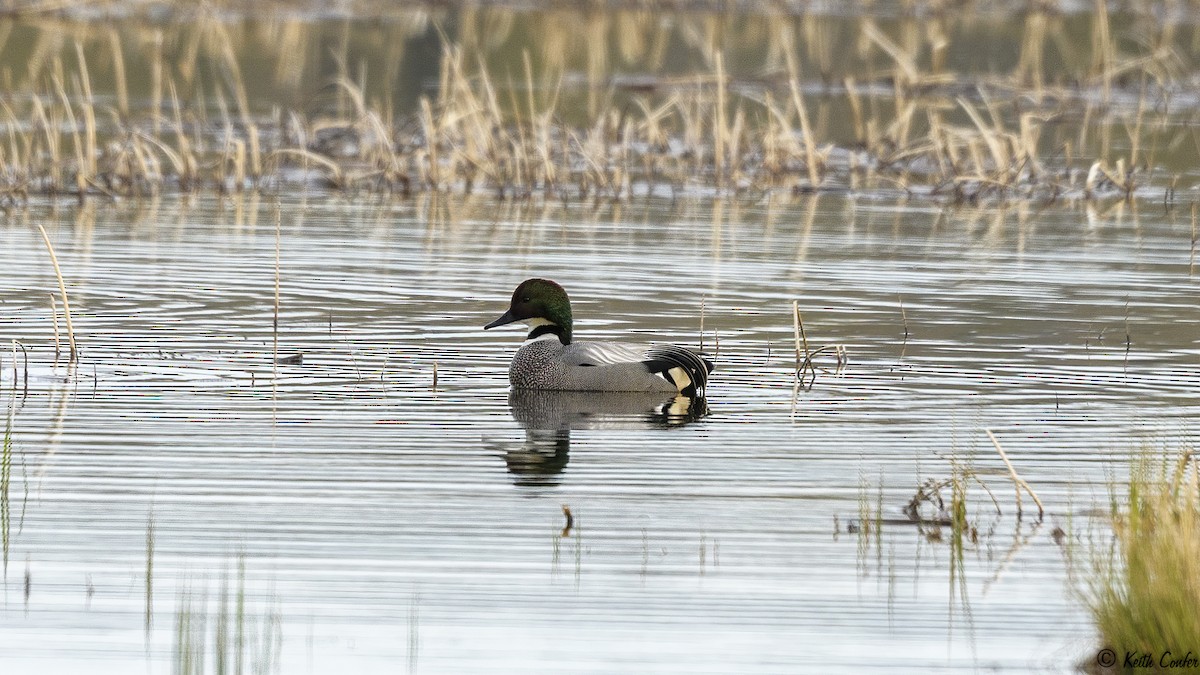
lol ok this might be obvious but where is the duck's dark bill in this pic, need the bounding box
[484,310,517,330]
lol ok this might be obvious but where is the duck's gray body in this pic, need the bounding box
[485,278,713,397]
[510,338,681,393]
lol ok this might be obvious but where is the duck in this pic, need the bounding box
[484,278,713,397]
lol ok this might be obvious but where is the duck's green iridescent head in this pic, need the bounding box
[484,278,574,344]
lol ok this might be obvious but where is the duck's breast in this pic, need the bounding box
[509,339,569,389]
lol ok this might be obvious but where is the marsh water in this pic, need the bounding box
[1,193,1197,672]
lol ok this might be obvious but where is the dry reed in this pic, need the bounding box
[0,4,1183,205]
[35,224,77,362]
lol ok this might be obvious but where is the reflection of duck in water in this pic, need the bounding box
[484,279,713,396]
[498,390,708,485]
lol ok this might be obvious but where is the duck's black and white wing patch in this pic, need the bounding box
[564,341,648,367]
[564,341,714,396]
[641,344,714,398]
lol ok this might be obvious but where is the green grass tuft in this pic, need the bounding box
[1087,449,1200,657]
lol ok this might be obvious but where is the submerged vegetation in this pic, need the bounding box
[174,559,282,675]
[0,1,1193,203]
[852,431,1048,593]
[1085,448,1200,665]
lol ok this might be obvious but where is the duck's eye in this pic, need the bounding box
[521,296,531,303]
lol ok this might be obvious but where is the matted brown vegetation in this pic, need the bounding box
[0,1,1193,204]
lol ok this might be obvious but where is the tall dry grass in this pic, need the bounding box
[0,3,1187,203]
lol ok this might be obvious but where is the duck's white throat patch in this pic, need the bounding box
[523,317,560,342]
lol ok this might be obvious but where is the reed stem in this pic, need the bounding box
[36,224,77,362]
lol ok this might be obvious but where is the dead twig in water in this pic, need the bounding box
[1123,296,1131,373]
[1188,204,1198,277]
[798,345,847,378]
[49,293,60,361]
[273,205,281,365]
[793,300,811,376]
[15,342,27,400]
[561,504,574,538]
[985,429,1045,520]
[792,302,848,390]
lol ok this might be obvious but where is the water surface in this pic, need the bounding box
[1,193,1197,672]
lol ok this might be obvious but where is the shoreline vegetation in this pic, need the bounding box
[0,1,1193,204]
[1083,448,1200,672]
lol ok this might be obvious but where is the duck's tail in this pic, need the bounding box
[644,345,714,398]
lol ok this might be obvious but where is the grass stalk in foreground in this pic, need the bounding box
[2,376,13,576]
[1086,448,1200,660]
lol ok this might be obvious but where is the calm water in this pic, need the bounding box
[1,193,1198,672]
